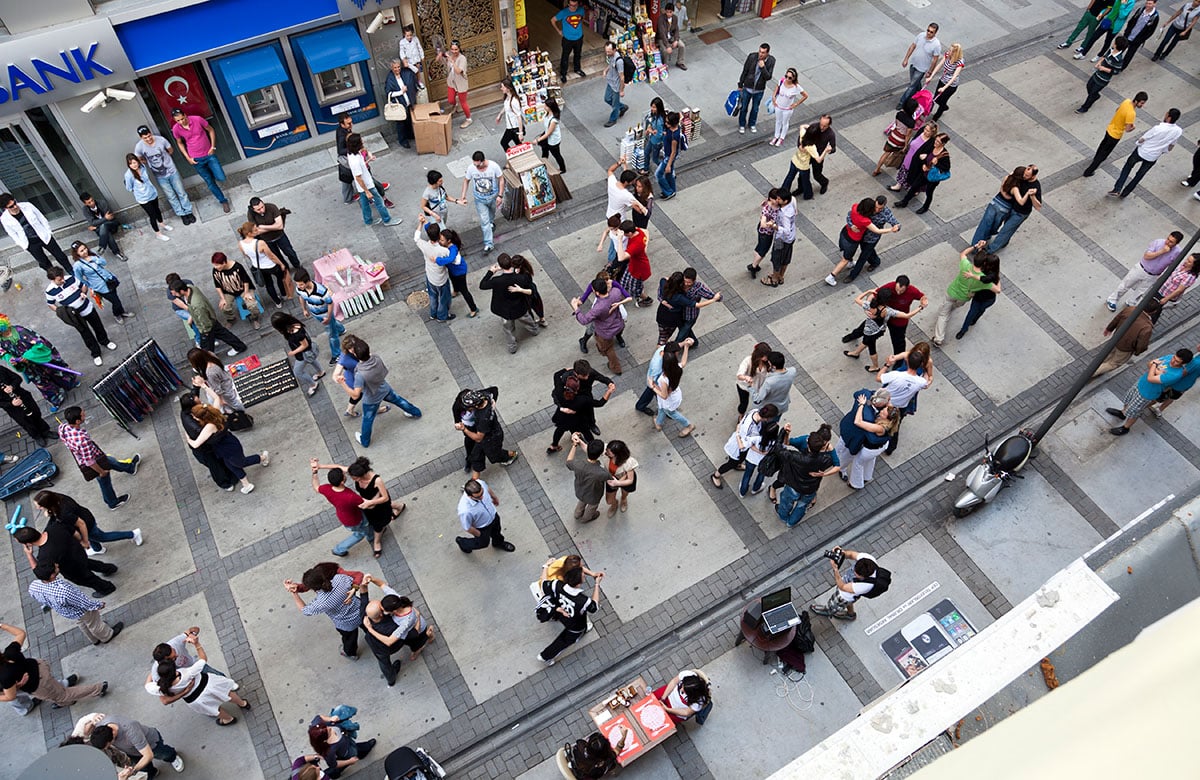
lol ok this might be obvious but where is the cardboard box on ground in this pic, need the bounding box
[412,103,453,155]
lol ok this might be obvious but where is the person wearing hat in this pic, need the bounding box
[454,389,518,478]
[170,109,229,213]
[134,125,195,224]
[834,389,898,489]
[455,478,515,553]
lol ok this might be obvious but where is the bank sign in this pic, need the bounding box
[0,17,136,118]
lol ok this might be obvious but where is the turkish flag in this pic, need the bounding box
[146,65,213,122]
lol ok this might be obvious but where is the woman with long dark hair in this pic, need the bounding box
[735,341,772,416]
[439,228,479,317]
[650,341,695,437]
[123,154,171,242]
[153,647,249,725]
[271,311,324,395]
[495,79,525,152]
[644,97,667,169]
[889,121,937,194]
[236,221,288,307]
[711,403,778,494]
[632,174,654,231]
[654,669,713,725]
[185,403,267,494]
[69,241,133,323]
[34,489,140,553]
[307,722,375,779]
[780,123,831,200]
[842,287,921,372]
[547,371,614,453]
[655,271,690,346]
[177,394,236,491]
[604,439,638,516]
[896,133,950,213]
[535,97,566,172]
[510,254,548,327]
[188,347,245,414]
[347,456,405,557]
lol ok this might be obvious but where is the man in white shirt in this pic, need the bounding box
[876,348,933,455]
[459,151,504,253]
[897,23,943,111]
[1,195,67,271]
[604,159,646,262]
[1109,107,1183,197]
[415,216,453,322]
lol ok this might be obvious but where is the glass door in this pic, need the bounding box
[0,117,75,226]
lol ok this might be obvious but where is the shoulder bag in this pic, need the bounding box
[384,94,408,121]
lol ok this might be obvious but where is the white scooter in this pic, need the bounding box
[952,430,1036,518]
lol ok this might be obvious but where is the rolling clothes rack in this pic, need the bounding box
[90,339,183,437]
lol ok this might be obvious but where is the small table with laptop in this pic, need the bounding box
[586,675,677,767]
[735,587,801,664]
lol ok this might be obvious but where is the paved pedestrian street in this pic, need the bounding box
[1,1,1197,778]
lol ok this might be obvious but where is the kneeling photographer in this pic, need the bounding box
[810,546,891,621]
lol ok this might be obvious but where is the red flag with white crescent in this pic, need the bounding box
[146,65,213,122]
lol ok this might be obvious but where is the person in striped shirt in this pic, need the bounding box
[292,267,345,366]
[29,563,122,645]
[44,266,116,366]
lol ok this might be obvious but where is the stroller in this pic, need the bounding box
[384,746,446,780]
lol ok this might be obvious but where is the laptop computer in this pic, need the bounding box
[760,587,801,635]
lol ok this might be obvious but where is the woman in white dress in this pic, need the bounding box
[152,638,250,725]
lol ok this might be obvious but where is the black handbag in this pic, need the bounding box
[226,409,254,431]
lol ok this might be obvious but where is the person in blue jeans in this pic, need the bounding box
[311,461,372,556]
[170,108,229,213]
[34,491,141,554]
[635,338,690,414]
[602,42,628,127]
[460,151,504,251]
[292,267,345,365]
[338,335,421,448]
[347,134,402,227]
[772,422,839,528]
[58,407,139,510]
[736,44,775,133]
[970,165,1041,252]
[656,112,684,200]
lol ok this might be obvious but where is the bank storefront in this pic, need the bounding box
[0,0,514,226]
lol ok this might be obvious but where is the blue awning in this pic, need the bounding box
[293,24,370,74]
[214,47,288,96]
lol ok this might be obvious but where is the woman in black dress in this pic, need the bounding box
[346,456,405,558]
[178,393,236,491]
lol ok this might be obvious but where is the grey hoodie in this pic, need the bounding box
[751,367,797,413]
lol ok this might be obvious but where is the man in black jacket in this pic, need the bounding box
[1121,0,1160,65]
[79,193,125,260]
[773,423,839,527]
[480,253,539,353]
[736,44,775,135]
[553,360,614,437]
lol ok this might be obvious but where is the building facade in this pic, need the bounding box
[0,0,515,228]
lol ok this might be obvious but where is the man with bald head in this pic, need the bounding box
[361,582,435,687]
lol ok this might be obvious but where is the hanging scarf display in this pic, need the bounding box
[90,339,182,435]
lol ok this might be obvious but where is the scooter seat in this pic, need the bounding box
[993,437,1031,471]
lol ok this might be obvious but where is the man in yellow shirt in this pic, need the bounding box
[1083,90,1148,176]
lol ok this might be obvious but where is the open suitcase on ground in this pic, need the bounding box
[0,448,57,500]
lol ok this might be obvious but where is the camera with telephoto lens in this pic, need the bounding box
[822,548,846,567]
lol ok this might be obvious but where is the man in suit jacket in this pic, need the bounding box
[78,192,126,261]
[736,43,775,134]
[1122,0,1161,64]
[656,4,687,70]
[0,194,67,271]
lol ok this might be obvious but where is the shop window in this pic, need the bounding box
[236,84,290,129]
[313,65,365,107]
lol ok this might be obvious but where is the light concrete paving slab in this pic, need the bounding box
[177,383,332,558]
[689,642,863,778]
[873,0,1010,45]
[880,242,1073,403]
[804,0,918,76]
[995,218,1120,349]
[62,594,266,780]
[516,744,680,780]
[948,468,1102,604]
[394,468,569,700]
[1038,389,1200,523]
[650,46,751,140]
[1112,62,1200,117]
[0,524,44,779]
[459,255,593,420]
[230,529,450,759]
[767,293,981,466]
[991,55,1120,147]
[815,534,994,691]
[521,391,748,621]
[751,16,871,102]
[324,299,460,473]
[948,82,1079,176]
[1037,170,1183,274]
[38,419,193,631]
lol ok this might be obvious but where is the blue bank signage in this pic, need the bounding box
[0,17,135,117]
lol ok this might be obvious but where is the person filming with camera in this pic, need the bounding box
[810,546,890,621]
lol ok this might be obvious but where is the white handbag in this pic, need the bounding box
[384,94,408,121]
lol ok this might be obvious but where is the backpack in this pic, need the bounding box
[776,611,815,673]
[756,428,788,477]
[859,564,892,599]
[621,54,637,85]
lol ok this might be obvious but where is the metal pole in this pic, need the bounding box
[1031,225,1200,447]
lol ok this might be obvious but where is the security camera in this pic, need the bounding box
[365,12,386,34]
[80,91,108,113]
[106,87,137,101]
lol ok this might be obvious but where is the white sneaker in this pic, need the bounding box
[240,483,255,495]
[354,432,364,445]
[106,342,117,351]
[824,274,837,286]
[1090,55,1100,62]
[155,233,170,242]
[161,223,174,232]
[259,451,270,467]
[1072,52,1084,59]
[1183,180,1192,187]
[536,652,555,666]
[131,528,143,546]
[750,125,758,133]
[738,127,745,134]
[226,348,239,356]
[171,755,185,772]
[86,543,106,557]
[1194,192,1200,202]
[93,356,103,366]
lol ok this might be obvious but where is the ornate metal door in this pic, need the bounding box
[412,0,506,97]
